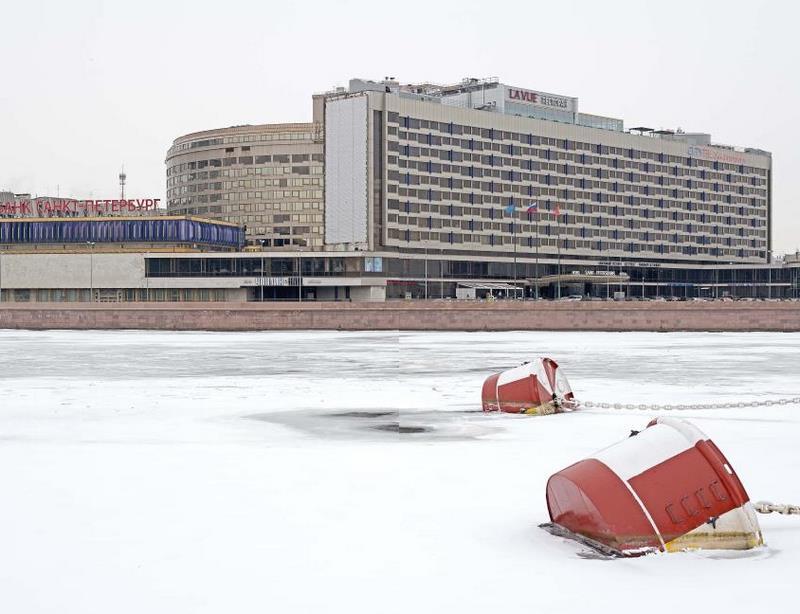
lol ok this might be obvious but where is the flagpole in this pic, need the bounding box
[513,217,517,297]
[535,209,539,300]
[526,200,539,299]
[557,207,562,300]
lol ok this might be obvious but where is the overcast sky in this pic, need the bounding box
[1,0,798,252]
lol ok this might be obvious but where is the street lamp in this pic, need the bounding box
[556,224,562,300]
[767,249,772,300]
[511,218,518,298]
[0,245,4,304]
[296,240,309,303]
[641,267,645,299]
[534,220,540,300]
[86,241,95,302]
[728,262,735,299]
[440,247,445,300]
[424,246,428,300]
[259,239,267,302]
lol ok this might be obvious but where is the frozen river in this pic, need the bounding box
[1,330,799,613]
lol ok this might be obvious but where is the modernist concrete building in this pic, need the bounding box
[1,76,785,304]
[323,78,771,268]
[165,123,324,249]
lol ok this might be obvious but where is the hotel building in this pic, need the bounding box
[324,78,771,266]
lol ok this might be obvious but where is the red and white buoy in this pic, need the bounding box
[482,357,575,414]
[544,417,763,555]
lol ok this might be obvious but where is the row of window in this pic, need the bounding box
[168,130,318,155]
[388,214,766,241]
[168,168,322,189]
[388,169,767,203]
[393,130,768,176]
[170,193,323,207]
[390,186,765,218]
[168,198,322,210]
[167,153,323,176]
[390,147,768,194]
[387,226,763,248]
[386,201,767,228]
[1,288,230,303]
[168,167,324,185]
[387,113,768,176]
[384,228,764,258]
[146,257,348,277]
[393,154,767,189]
[230,202,322,213]
[169,186,323,200]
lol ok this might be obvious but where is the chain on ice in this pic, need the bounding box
[573,396,800,412]
[569,396,800,518]
[753,501,800,515]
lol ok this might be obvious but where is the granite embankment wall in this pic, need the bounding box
[1,301,799,331]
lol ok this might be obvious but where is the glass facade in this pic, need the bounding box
[141,255,800,300]
[0,217,243,249]
[504,101,576,124]
[577,113,625,132]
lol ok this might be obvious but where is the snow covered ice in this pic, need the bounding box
[1,329,798,613]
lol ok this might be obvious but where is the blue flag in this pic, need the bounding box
[504,203,515,215]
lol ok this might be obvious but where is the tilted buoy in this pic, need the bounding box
[482,357,575,415]
[543,417,763,556]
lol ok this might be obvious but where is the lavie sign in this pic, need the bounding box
[506,87,574,111]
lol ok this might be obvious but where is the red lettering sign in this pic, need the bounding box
[509,88,539,104]
[1,197,162,217]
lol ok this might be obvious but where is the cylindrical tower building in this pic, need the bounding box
[166,123,324,248]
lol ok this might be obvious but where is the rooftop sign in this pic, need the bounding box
[687,145,747,166]
[505,86,577,113]
[0,198,161,216]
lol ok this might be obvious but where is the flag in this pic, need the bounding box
[504,203,515,215]
[552,203,561,217]
[526,201,538,214]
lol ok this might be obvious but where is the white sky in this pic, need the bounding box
[1,0,798,252]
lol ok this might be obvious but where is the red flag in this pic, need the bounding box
[552,203,561,217]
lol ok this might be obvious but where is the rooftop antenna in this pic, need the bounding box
[119,165,127,199]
